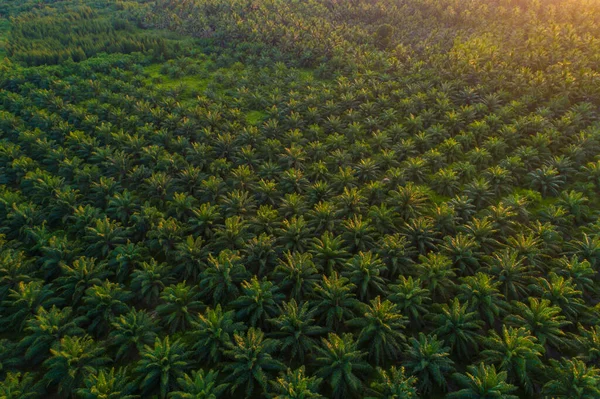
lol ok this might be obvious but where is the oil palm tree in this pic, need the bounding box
[389,276,431,329]
[199,250,249,306]
[312,272,361,331]
[315,333,371,399]
[156,282,203,333]
[43,335,110,398]
[268,300,324,363]
[223,328,284,397]
[231,276,284,328]
[542,359,600,399]
[19,306,84,366]
[109,308,159,361]
[401,333,454,395]
[270,367,324,399]
[366,366,418,399]
[448,363,518,399]
[347,296,407,366]
[458,273,506,327]
[77,367,136,399]
[431,298,483,360]
[136,336,189,399]
[342,251,388,301]
[190,305,245,365]
[169,370,228,399]
[506,297,570,350]
[273,251,320,301]
[480,326,544,394]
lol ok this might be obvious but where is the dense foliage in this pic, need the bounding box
[1,0,600,398]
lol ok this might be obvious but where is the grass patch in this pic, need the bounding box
[246,110,268,125]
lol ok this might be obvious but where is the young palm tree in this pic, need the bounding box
[506,297,570,350]
[315,333,371,399]
[19,306,84,366]
[532,272,585,322]
[347,296,407,366]
[156,282,203,333]
[190,305,245,365]
[131,259,173,307]
[169,370,228,399]
[480,326,544,394]
[223,327,284,397]
[43,335,110,398]
[109,308,159,361]
[458,273,506,326]
[81,281,132,337]
[366,366,418,399]
[77,367,136,399]
[272,251,320,301]
[401,333,454,395]
[484,249,533,301]
[389,276,431,329]
[312,272,361,331]
[270,367,324,399]
[542,359,600,399]
[56,257,109,307]
[268,300,324,363]
[232,276,284,328]
[0,372,41,399]
[448,363,518,399]
[431,298,483,360]
[199,250,249,306]
[136,336,189,399]
[342,251,388,301]
[416,252,456,301]
[310,232,349,275]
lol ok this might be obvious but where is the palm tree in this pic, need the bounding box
[56,257,109,307]
[268,300,324,363]
[401,333,454,395]
[366,366,418,399]
[199,250,249,306]
[77,367,136,399]
[441,233,481,275]
[1,280,53,332]
[223,328,284,397]
[480,326,544,394]
[542,359,600,399]
[458,273,506,326]
[190,305,245,365]
[448,363,518,399]
[19,306,84,366]
[157,282,203,333]
[43,335,110,398]
[506,297,570,350]
[342,251,388,301]
[273,251,320,301]
[377,233,414,277]
[310,232,349,275]
[270,367,324,399]
[81,281,132,337]
[169,370,228,399]
[136,337,189,399]
[416,252,456,301]
[402,217,438,255]
[315,333,371,399]
[485,249,533,301]
[389,276,431,329]
[231,276,283,328]
[431,298,483,359]
[131,259,172,307]
[347,297,407,366]
[532,272,585,322]
[312,272,361,331]
[0,372,41,399]
[109,308,159,361]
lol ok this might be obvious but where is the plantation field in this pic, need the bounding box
[1,0,600,398]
